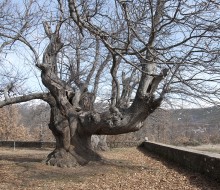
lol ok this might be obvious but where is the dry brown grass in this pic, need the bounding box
[0,147,219,190]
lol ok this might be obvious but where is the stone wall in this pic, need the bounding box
[0,141,140,149]
[0,141,55,148]
[141,141,220,182]
[107,141,141,148]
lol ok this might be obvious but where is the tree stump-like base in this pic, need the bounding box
[46,149,79,167]
[46,148,102,167]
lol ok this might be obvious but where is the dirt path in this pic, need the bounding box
[0,147,219,190]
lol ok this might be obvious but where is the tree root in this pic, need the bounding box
[46,149,79,167]
[46,148,102,167]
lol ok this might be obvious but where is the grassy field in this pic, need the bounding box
[187,144,220,154]
[0,147,219,190]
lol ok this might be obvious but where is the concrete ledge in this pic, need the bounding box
[141,141,220,182]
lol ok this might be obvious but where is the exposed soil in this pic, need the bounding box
[0,147,219,190]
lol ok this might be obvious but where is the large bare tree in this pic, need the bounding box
[0,0,220,167]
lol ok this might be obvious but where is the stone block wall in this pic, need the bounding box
[0,141,55,148]
[141,141,220,182]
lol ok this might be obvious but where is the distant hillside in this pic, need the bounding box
[108,106,220,145]
[171,106,220,127]
[18,101,220,128]
[16,102,220,145]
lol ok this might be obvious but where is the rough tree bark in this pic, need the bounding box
[44,92,162,167]
[46,103,102,167]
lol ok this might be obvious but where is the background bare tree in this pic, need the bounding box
[0,0,220,167]
[0,105,33,141]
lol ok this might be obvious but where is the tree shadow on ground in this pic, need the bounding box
[0,154,43,163]
[137,145,220,190]
[0,150,155,184]
[0,151,153,172]
[32,157,156,182]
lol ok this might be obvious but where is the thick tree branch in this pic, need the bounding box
[110,54,121,108]
[92,53,111,103]
[0,93,51,108]
[84,39,100,89]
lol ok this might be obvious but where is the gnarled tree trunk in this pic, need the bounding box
[45,94,161,167]
[46,105,101,167]
[34,24,101,167]
[35,19,165,167]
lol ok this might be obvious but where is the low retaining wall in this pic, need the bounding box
[141,141,220,182]
[0,141,140,149]
[0,141,55,148]
[107,141,141,148]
